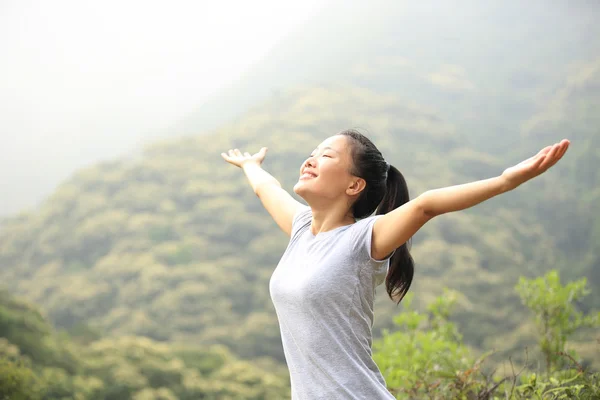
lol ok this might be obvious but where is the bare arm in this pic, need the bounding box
[222,147,304,236]
[371,140,570,260]
[419,176,507,217]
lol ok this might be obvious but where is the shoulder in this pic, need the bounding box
[292,205,312,225]
[349,215,394,262]
[290,205,312,239]
[351,214,381,231]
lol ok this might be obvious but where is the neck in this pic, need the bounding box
[306,197,355,235]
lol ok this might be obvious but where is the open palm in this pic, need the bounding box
[502,139,570,190]
[221,147,268,168]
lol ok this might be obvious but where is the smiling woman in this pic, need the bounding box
[220,128,569,399]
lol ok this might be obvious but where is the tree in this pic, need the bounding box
[0,357,42,400]
[373,290,499,399]
[515,270,600,372]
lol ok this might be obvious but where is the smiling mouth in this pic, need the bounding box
[300,173,317,180]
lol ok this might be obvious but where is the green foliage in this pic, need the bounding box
[375,285,600,400]
[0,357,43,400]
[512,370,600,400]
[0,15,599,393]
[516,270,600,372]
[2,271,599,399]
[374,291,501,399]
[0,292,290,399]
[1,77,598,369]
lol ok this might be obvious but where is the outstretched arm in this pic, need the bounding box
[221,147,304,236]
[371,140,570,260]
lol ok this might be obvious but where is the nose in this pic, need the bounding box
[304,156,316,169]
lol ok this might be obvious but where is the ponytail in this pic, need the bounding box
[376,165,414,304]
[337,129,415,304]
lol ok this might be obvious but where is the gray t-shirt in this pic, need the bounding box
[269,205,396,399]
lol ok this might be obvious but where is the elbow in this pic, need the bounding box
[418,191,439,219]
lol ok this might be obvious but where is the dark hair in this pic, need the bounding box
[337,129,414,304]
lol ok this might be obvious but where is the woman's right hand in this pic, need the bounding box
[221,147,268,168]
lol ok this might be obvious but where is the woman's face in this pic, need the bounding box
[293,135,360,202]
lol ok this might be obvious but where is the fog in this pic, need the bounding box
[0,0,326,216]
[1,0,598,217]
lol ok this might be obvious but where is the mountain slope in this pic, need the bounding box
[1,0,599,370]
[0,290,290,398]
[2,79,597,366]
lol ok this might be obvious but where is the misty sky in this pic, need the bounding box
[0,0,326,215]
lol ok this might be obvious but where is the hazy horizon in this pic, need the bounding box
[1,0,597,218]
[0,0,328,216]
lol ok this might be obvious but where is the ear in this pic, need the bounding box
[346,177,366,197]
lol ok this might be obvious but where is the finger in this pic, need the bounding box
[252,147,267,161]
[528,145,553,163]
[539,144,560,170]
[244,152,251,157]
[537,145,553,157]
[518,145,553,166]
[529,145,553,163]
[557,140,570,159]
[547,141,570,168]
[221,152,234,164]
[531,153,546,170]
[552,140,568,157]
[234,149,242,157]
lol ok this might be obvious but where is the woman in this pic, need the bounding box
[221,129,569,399]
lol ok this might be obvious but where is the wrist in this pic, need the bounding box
[498,174,517,193]
[242,161,262,171]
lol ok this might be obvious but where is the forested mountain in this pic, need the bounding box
[0,290,290,399]
[1,0,599,396]
[1,72,598,364]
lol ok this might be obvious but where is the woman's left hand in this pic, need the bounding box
[501,139,570,191]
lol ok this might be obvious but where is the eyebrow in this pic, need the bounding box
[313,146,340,154]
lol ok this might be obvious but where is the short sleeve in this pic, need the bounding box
[351,215,396,263]
[290,205,312,240]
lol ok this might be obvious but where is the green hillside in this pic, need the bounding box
[0,290,290,399]
[1,1,599,393]
[1,61,598,370]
